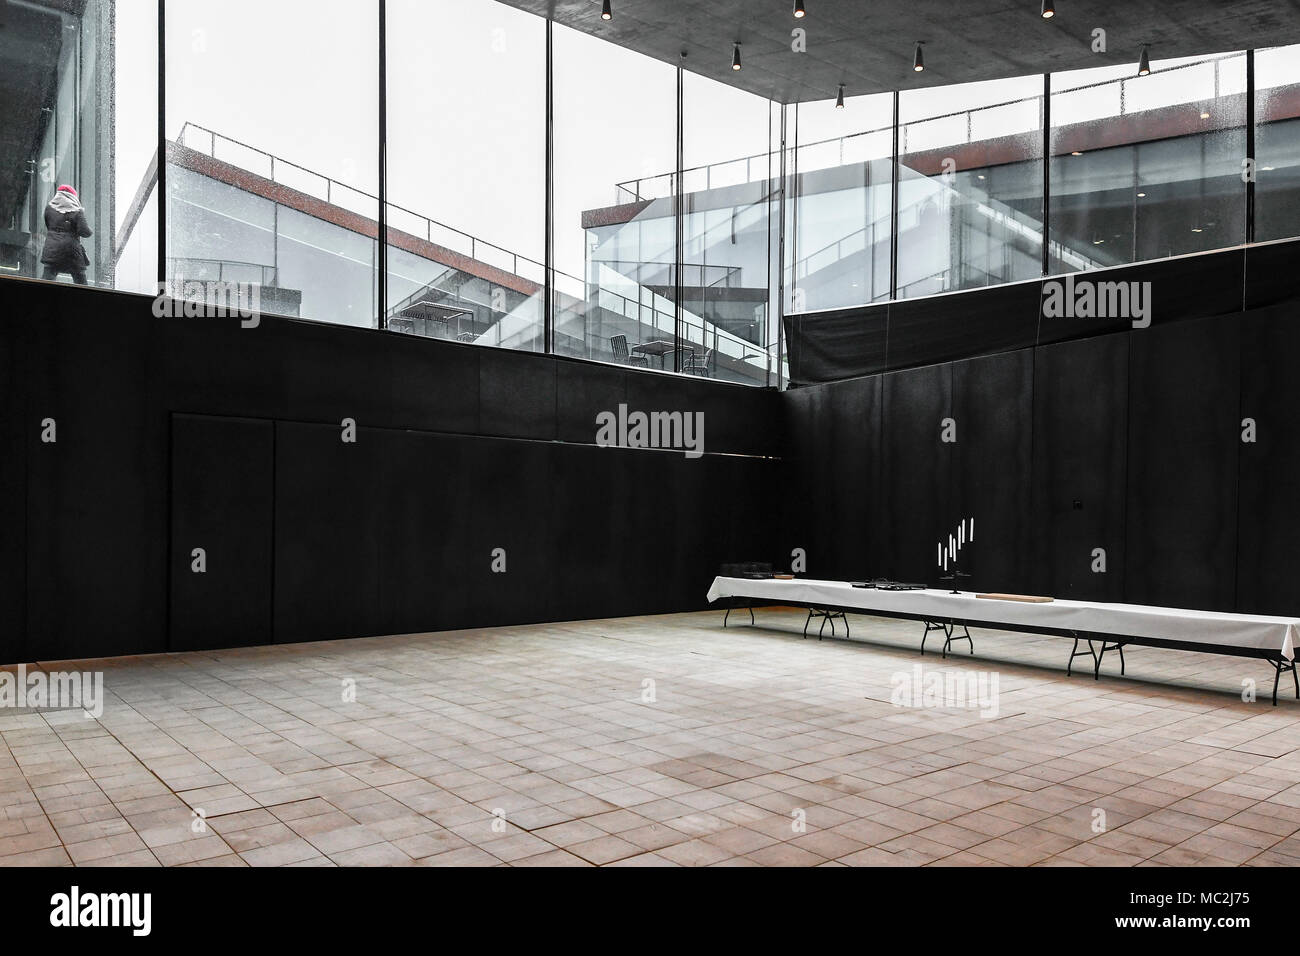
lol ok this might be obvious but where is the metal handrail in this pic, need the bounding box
[614,52,1246,202]
[176,122,584,290]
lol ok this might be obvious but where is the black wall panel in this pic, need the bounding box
[781,383,834,579]
[549,442,616,622]
[888,281,1040,372]
[1126,315,1240,611]
[951,349,1034,594]
[0,304,30,662]
[273,421,384,644]
[556,359,626,446]
[1029,334,1129,601]
[24,289,167,661]
[377,430,478,635]
[169,414,275,651]
[825,375,883,580]
[1236,304,1300,616]
[387,337,479,436]
[880,363,953,585]
[625,370,777,458]
[479,350,557,441]
[783,305,888,385]
[1244,240,1300,311]
[468,438,556,626]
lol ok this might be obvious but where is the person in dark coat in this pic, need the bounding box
[39,184,92,285]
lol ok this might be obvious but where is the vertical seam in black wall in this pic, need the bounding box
[1121,330,1132,604]
[1026,345,1037,592]
[164,413,173,651]
[269,420,278,644]
[377,0,388,331]
[1232,321,1243,611]
[21,321,30,660]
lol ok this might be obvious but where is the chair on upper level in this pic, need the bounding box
[611,334,648,367]
[683,347,714,377]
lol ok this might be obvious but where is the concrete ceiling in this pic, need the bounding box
[505,0,1300,102]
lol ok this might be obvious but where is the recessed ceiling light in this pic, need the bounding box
[1200,110,1210,119]
[1071,150,1083,156]
[1137,191,1146,197]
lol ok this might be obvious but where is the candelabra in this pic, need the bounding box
[938,517,974,594]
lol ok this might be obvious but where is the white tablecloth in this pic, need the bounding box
[706,577,1297,660]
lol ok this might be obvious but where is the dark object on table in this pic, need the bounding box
[721,561,774,579]
[852,578,926,590]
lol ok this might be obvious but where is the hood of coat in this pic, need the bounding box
[49,190,82,215]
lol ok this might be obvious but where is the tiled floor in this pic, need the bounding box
[3,608,1300,867]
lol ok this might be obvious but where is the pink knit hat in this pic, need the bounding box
[56,184,78,198]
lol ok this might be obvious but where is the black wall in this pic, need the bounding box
[0,278,782,663]
[785,239,1300,385]
[783,300,1300,617]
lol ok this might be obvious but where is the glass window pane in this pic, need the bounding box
[899,75,1044,298]
[1,0,157,291]
[551,23,677,373]
[1255,44,1300,243]
[790,92,894,313]
[166,0,379,325]
[1049,53,1246,273]
[385,0,544,350]
[682,72,777,385]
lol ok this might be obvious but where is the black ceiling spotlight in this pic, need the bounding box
[1138,43,1151,76]
[913,41,925,73]
[836,83,845,109]
[1041,0,1055,19]
[794,0,806,18]
[601,0,612,20]
[732,42,742,71]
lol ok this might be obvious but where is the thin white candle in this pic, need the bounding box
[969,517,974,542]
[959,523,964,547]
[938,543,943,568]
